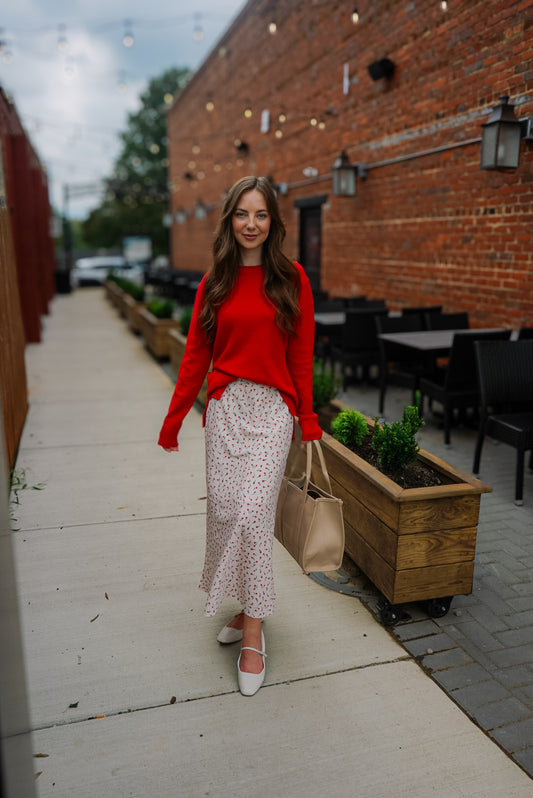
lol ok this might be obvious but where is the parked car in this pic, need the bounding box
[70,256,144,288]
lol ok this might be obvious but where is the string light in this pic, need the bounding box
[278,112,287,123]
[440,1,448,9]
[275,128,283,139]
[244,106,253,118]
[268,21,277,34]
[351,7,360,24]
[164,93,174,105]
[205,100,215,112]
[192,145,201,154]
[63,56,76,80]
[193,13,204,41]
[310,117,318,126]
[57,24,69,53]
[122,20,134,47]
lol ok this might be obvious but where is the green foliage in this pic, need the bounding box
[107,274,145,301]
[372,405,425,475]
[312,358,341,411]
[331,409,369,448]
[146,298,175,319]
[81,66,191,255]
[179,306,193,336]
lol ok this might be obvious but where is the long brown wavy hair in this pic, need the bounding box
[199,176,300,342]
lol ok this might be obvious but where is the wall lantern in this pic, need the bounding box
[367,58,395,81]
[480,95,522,170]
[332,150,367,196]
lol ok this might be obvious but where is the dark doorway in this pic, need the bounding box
[295,195,327,292]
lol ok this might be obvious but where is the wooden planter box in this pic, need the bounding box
[168,329,208,408]
[104,279,122,307]
[139,308,181,359]
[124,294,145,334]
[308,400,492,617]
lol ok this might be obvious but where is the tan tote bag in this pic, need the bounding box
[275,440,345,574]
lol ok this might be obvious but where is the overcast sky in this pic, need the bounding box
[0,0,246,217]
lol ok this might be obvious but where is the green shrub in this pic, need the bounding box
[107,274,145,301]
[146,298,175,319]
[312,358,341,411]
[331,409,368,448]
[179,306,193,336]
[372,405,425,475]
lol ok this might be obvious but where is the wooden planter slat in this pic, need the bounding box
[312,400,491,606]
[168,329,209,408]
[124,294,145,334]
[397,494,482,534]
[139,308,180,359]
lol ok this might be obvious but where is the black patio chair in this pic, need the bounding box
[402,305,442,329]
[375,313,425,414]
[424,311,470,331]
[419,329,512,446]
[473,340,533,505]
[331,296,368,309]
[517,327,533,340]
[330,307,388,390]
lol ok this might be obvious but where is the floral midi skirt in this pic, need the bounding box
[199,379,293,618]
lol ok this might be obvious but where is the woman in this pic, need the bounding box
[158,175,322,696]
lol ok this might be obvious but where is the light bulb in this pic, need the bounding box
[440,0,448,9]
[164,93,174,105]
[206,101,215,112]
[123,20,134,47]
[244,107,253,118]
[278,112,287,123]
[310,117,318,126]
[268,22,277,34]
[57,25,68,53]
[275,129,283,139]
[351,7,359,24]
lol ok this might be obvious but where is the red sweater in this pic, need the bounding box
[158,262,322,449]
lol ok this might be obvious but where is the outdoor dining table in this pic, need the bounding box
[377,327,508,357]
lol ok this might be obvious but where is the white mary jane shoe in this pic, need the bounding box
[237,631,266,696]
[217,623,244,645]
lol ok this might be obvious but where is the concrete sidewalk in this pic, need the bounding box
[10,289,533,797]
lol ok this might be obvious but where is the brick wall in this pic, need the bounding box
[167,0,533,328]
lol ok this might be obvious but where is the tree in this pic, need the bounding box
[82,66,190,257]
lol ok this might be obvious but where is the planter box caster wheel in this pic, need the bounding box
[426,596,453,618]
[377,598,403,627]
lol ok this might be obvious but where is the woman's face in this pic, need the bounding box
[231,189,271,263]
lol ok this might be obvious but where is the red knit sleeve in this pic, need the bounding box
[157,278,213,449]
[286,264,322,441]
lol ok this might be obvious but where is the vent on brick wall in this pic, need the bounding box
[367,58,395,81]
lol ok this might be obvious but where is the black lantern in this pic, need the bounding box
[332,150,356,196]
[480,95,522,170]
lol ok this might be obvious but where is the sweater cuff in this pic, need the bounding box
[298,414,323,441]
[158,425,180,449]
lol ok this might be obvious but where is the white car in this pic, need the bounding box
[70,256,144,288]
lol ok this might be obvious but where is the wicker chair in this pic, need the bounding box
[424,311,470,331]
[473,339,533,505]
[330,308,388,390]
[419,329,511,446]
[375,314,425,414]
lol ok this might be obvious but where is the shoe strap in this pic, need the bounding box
[240,646,267,657]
